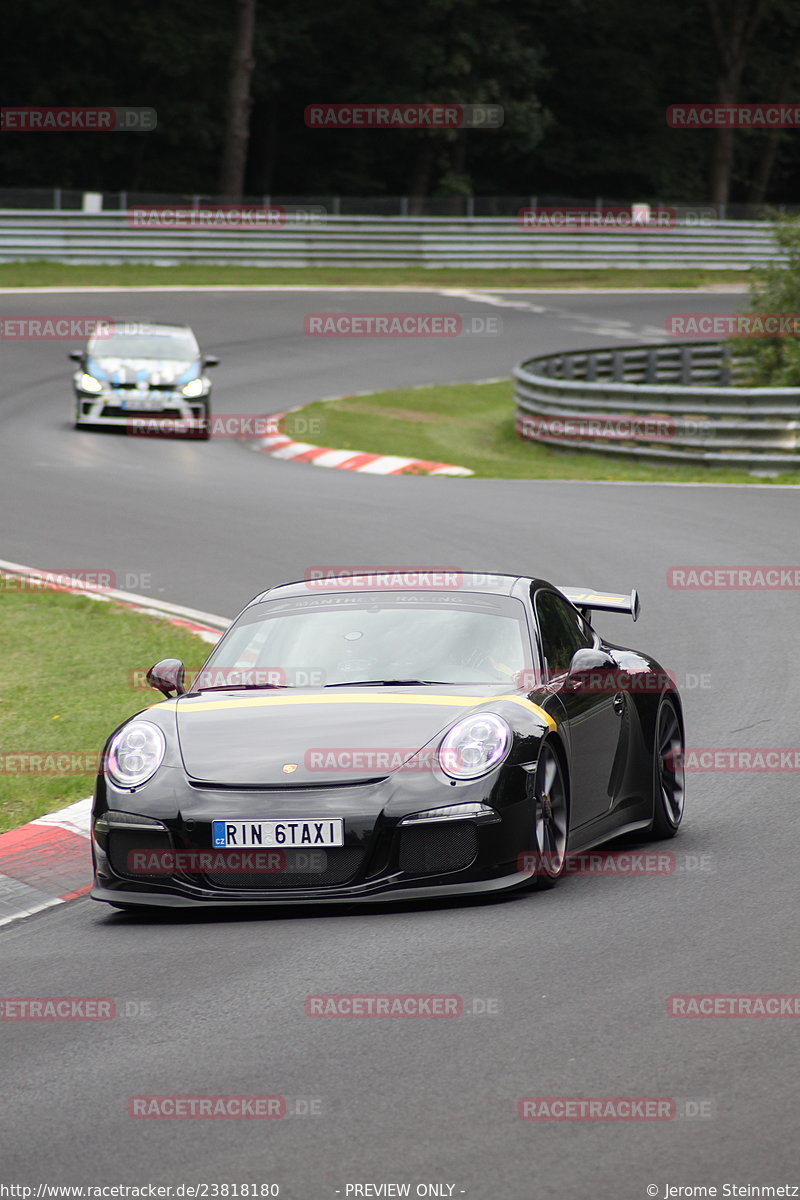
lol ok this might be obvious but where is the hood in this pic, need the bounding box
[87,357,198,388]
[172,687,505,785]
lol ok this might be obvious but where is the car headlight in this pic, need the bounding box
[438,712,511,780]
[78,373,103,394]
[106,721,166,789]
[181,378,206,398]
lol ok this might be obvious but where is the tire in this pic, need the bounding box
[647,694,685,839]
[189,401,211,440]
[528,742,569,890]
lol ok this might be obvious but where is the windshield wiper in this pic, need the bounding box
[192,683,291,691]
[323,679,449,687]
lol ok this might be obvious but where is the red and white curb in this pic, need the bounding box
[251,410,473,476]
[0,798,93,927]
[0,560,230,927]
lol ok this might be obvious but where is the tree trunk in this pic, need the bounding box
[748,34,800,205]
[408,140,436,214]
[218,0,258,202]
[705,0,773,207]
[708,82,738,208]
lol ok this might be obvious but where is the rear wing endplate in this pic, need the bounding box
[558,586,640,623]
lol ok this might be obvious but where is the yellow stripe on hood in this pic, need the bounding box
[156,690,556,729]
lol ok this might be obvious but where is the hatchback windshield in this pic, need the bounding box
[89,329,199,360]
[197,592,532,687]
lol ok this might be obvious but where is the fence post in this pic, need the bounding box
[645,348,657,384]
[719,343,732,387]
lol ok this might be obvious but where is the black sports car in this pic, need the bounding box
[90,573,685,910]
[70,321,218,435]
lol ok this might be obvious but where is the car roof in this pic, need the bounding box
[247,573,553,606]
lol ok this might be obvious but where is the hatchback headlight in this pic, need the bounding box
[78,373,103,394]
[106,721,166,789]
[438,713,511,780]
[181,378,206,398]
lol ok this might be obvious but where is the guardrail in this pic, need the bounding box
[0,210,787,269]
[0,189,791,220]
[513,341,800,470]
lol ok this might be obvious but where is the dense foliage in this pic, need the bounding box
[1,0,798,202]
[732,217,800,385]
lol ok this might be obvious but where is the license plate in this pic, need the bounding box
[115,393,169,411]
[132,393,170,410]
[211,819,344,849]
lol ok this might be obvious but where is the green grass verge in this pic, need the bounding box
[298,380,800,483]
[0,588,214,832]
[0,262,752,290]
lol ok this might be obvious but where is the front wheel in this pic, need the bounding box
[189,400,211,440]
[528,743,569,890]
[648,694,685,839]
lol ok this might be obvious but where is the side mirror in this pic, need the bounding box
[564,646,616,692]
[146,658,186,698]
[69,350,85,363]
[204,355,219,368]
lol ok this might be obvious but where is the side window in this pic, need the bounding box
[535,591,594,679]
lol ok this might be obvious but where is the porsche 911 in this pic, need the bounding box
[90,572,685,910]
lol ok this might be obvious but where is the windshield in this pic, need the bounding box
[197,592,532,688]
[89,329,199,360]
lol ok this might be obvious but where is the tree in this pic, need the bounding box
[731,216,800,385]
[218,0,258,201]
[705,0,773,206]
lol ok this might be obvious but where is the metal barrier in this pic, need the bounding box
[513,341,800,470]
[0,210,787,268]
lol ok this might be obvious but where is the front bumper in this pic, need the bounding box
[74,390,207,428]
[91,768,535,907]
[91,871,533,908]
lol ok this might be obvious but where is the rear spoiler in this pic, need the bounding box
[558,586,640,623]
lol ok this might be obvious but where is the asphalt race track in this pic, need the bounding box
[1,288,798,1199]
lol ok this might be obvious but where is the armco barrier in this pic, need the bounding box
[513,341,800,469]
[0,210,787,269]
